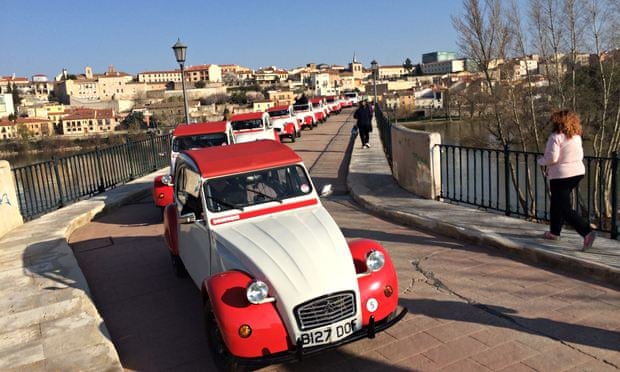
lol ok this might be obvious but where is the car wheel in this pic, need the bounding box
[297,129,302,138]
[204,300,245,371]
[291,131,296,142]
[171,254,187,278]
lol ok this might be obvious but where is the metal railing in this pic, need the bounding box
[375,106,392,166]
[437,144,619,238]
[11,133,171,220]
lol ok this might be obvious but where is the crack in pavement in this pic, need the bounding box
[409,257,619,369]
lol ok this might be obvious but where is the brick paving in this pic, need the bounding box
[68,109,620,371]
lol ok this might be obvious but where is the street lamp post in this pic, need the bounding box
[393,92,399,124]
[371,60,378,105]
[172,39,190,124]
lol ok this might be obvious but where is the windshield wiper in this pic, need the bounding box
[245,188,283,204]
[205,196,244,211]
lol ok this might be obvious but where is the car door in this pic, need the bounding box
[176,165,213,287]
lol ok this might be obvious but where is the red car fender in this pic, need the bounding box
[285,122,295,135]
[205,271,289,358]
[163,203,179,255]
[272,129,281,142]
[152,176,174,207]
[348,239,399,326]
[304,116,313,125]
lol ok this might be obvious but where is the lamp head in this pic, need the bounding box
[172,39,187,64]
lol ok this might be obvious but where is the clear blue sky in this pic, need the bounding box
[2,0,464,78]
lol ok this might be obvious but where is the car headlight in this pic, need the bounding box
[366,250,385,272]
[246,280,269,304]
[162,175,173,185]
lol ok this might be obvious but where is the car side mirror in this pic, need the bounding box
[319,184,333,198]
[179,212,196,224]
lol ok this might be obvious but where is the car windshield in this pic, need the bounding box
[268,109,289,118]
[204,165,313,212]
[326,98,335,103]
[293,104,311,112]
[344,93,357,98]
[172,133,228,152]
[231,119,263,131]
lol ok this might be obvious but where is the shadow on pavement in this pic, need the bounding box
[402,298,620,352]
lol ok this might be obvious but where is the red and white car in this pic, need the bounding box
[267,105,302,143]
[152,121,234,211]
[163,140,406,368]
[310,97,327,123]
[342,92,359,107]
[325,96,342,114]
[230,112,279,143]
[292,103,316,130]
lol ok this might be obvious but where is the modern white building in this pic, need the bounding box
[421,59,465,75]
[0,94,14,119]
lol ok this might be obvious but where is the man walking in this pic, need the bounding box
[353,100,372,148]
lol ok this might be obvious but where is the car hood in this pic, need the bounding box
[271,116,293,129]
[213,204,360,334]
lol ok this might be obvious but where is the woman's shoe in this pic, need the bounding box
[542,231,560,240]
[582,231,596,251]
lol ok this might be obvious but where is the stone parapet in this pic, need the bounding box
[390,123,441,199]
[0,160,24,239]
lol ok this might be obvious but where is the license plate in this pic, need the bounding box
[299,318,357,347]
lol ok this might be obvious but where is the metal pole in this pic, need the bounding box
[373,71,377,105]
[504,144,511,216]
[611,152,618,239]
[180,63,190,124]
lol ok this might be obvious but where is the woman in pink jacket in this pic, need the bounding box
[538,110,595,250]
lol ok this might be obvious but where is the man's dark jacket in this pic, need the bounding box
[354,106,372,129]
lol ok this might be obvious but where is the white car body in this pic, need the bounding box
[230,111,278,143]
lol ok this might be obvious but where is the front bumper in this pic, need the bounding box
[234,305,407,366]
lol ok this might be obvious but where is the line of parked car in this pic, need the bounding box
[150,91,403,370]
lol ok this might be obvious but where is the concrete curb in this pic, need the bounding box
[0,168,167,370]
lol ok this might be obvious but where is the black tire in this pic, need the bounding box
[204,300,245,371]
[171,254,187,278]
[297,129,302,138]
[291,132,296,142]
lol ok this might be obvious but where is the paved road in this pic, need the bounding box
[69,110,620,371]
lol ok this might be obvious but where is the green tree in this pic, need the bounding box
[120,111,146,132]
[195,80,206,88]
[403,58,414,75]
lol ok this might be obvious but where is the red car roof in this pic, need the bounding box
[186,140,302,178]
[267,105,289,112]
[230,112,264,121]
[173,121,228,137]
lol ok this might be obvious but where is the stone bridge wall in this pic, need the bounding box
[390,123,441,199]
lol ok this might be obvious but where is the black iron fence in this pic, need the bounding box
[437,144,619,238]
[11,133,172,220]
[375,106,392,166]
[375,106,618,238]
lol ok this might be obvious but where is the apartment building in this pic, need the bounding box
[378,65,406,79]
[0,94,14,119]
[255,67,288,83]
[267,90,295,106]
[137,70,182,83]
[252,99,274,112]
[0,75,30,94]
[0,120,17,139]
[421,59,465,75]
[61,108,119,136]
[185,64,222,83]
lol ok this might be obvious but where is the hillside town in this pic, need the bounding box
[0,49,618,141]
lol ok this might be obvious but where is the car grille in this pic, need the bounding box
[294,291,356,331]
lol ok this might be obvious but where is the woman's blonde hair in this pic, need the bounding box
[550,109,582,138]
